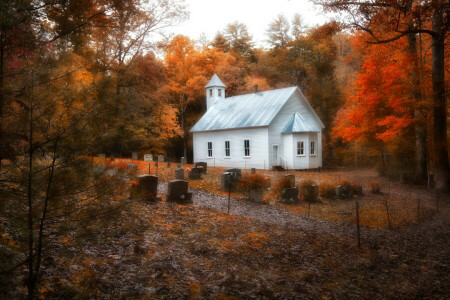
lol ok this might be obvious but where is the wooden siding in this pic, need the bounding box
[193,128,269,169]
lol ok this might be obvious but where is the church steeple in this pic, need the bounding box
[205,74,226,110]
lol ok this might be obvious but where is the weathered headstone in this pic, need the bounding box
[132,152,138,161]
[175,168,184,180]
[221,172,233,191]
[158,155,164,162]
[167,180,192,203]
[144,154,153,162]
[127,163,137,170]
[283,174,295,188]
[188,167,202,180]
[249,189,264,203]
[309,185,319,202]
[194,162,207,174]
[251,168,256,174]
[98,154,106,158]
[336,185,343,198]
[282,187,299,204]
[177,163,181,168]
[181,157,187,165]
[137,175,160,201]
[225,168,242,181]
[167,162,171,168]
[110,155,114,162]
[336,185,351,198]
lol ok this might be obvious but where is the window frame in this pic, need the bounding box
[297,141,305,156]
[310,141,316,156]
[225,140,230,157]
[207,141,213,157]
[209,89,212,97]
[244,139,250,157]
[218,89,222,96]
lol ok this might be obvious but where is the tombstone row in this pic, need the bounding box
[134,175,192,204]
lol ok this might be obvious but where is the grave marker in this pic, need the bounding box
[167,180,192,203]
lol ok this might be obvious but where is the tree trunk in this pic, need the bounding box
[0,7,4,169]
[407,31,427,181]
[431,9,450,192]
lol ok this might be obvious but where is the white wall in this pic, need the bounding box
[290,133,310,169]
[269,90,323,169]
[283,134,293,168]
[268,95,303,167]
[193,127,269,169]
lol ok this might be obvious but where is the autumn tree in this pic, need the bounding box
[223,22,254,59]
[266,15,291,48]
[317,0,450,190]
[163,35,206,157]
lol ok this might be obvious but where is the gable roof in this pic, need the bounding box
[205,74,226,88]
[282,112,320,133]
[191,87,298,132]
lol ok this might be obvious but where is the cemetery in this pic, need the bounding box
[100,155,443,229]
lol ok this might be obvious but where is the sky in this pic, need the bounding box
[172,0,334,47]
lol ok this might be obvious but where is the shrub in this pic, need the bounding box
[350,182,363,196]
[319,182,336,199]
[271,177,292,199]
[298,179,319,202]
[238,174,270,191]
[369,181,381,194]
[338,180,363,198]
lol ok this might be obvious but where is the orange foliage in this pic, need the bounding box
[333,33,418,145]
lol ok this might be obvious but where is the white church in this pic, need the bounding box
[190,74,324,170]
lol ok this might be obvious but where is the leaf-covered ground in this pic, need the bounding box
[2,161,449,298]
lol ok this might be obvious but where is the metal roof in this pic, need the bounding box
[205,74,226,88]
[191,86,298,132]
[282,112,320,133]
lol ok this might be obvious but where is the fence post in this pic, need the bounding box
[356,201,361,249]
[385,197,392,230]
[417,197,421,223]
[227,178,231,214]
[436,190,439,212]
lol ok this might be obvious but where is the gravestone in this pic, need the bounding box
[98,154,106,158]
[188,167,202,180]
[282,187,299,204]
[158,155,164,162]
[127,163,137,170]
[221,172,235,191]
[336,185,351,198]
[251,168,256,174]
[308,185,319,202]
[181,157,187,165]
[144,154,153,162]
[225,168,242,181]
[167,180,192,203]
[194,162,207,174]
[132,152,138,161]
[167,162,171,168]
[137,175,160,202]
[283,174,295,188]
[249,189,264,203]
[110,155,114,162]
[177,163,181,168]
[175,168,184,180]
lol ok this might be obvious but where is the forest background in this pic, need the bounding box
[0,0,448,187]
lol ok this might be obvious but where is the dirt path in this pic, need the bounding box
[158,181,450,255]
